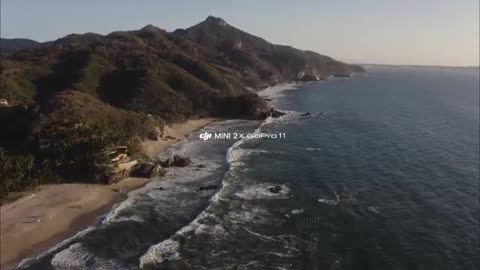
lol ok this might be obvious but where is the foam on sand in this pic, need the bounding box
[51,243,129,270]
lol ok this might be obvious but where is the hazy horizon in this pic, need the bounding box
[1,0,479,66]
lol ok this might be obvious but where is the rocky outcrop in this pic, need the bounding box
[97,167,131,184]
[269,185,284,194]
[159,155,192,167]
[130,162,166,178]
[147,126,164,141]
[298,74,321,82]
[270,108,285,118]
[215,94,286,120]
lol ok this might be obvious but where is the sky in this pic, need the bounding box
[1,0,479,66]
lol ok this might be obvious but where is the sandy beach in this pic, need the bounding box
[141,118,215,160]
[0,118,215,269]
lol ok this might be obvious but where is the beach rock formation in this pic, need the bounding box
[159,155,192,167]
[98,168,131,184]
[131,162,166,178]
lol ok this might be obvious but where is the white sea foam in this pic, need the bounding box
[367,206,381,214]
[194,223,229,238]
[51,243,128,270]
[139,211,227,267]
[235,183,291,200]
[139,239,180,268]
[259,82,303,101]
[102,197,137,224]
[16,227,96,269]
[318,198,338,205]
[225,206,276,225]
[291,209,305,215]
[305,147,322,151]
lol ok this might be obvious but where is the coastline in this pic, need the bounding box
[0,118,215,269]
[2,83,312,268]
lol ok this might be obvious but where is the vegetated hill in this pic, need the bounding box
[1,21,286,121]
[0,16,363,197]
[0,38,44,55]
[0,34,105,55]
[1,16,363,112]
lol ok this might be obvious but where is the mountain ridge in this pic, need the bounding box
[1,16,362,113]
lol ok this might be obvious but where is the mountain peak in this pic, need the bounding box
[140,24,164,32]
[204,16,228,27]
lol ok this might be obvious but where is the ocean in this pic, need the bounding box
[17,66,479,270]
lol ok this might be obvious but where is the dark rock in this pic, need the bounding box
[101,169,130,184]
[130,162,166,178]
[196,164,206,168]
[333,73,352,78]
[270,108,285,118]
[269,185,283,194]
[298,74,320,82]
[216,94,271,120]
[198,185,219,192]
[147,127,162,141]
[301,112,312,116]
[172,155,191,167]
[159,155,191,167]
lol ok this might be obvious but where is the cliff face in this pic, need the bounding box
[1,16,363,123]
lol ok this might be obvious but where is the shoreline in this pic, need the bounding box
[0,118,215,269]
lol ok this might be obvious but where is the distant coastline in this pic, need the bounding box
[362,63,479,69]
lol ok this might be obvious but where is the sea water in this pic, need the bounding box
[18,66,479,270]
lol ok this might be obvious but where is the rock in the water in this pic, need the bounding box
[131,162,166,178]
[269,185,283,194]
[172,155,191,167]
[301,112,312,116]
[198,185,219,192]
